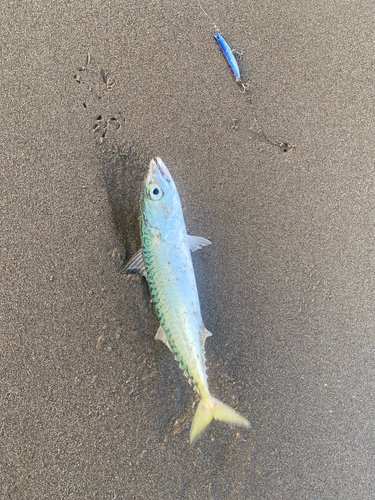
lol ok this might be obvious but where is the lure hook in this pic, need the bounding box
[239,81,249,94]
[233,49,244,61]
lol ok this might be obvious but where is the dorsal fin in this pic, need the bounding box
[122,249,147,278]
[123,236,210,276]
[155,326,172,352]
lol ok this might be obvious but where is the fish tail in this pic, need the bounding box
[190,396,251,444]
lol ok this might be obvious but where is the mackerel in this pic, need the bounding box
[124,157,250,444]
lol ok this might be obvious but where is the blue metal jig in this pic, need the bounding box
[214,33,240,81]
[213,33,249,92]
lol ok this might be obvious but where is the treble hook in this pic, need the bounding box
[233,49,244,61]
[239,81,249,94]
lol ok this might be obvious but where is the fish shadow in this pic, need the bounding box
[101,143,146,266]
[101,143,162,340]
[101,144,193,417]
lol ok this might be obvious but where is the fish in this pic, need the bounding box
[213,33,241,83]
[124,157,251,444]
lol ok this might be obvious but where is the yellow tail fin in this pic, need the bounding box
[190,396,251,444]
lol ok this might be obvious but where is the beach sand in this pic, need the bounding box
[1,0,374,497]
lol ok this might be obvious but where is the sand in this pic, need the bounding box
[1,0,375,498]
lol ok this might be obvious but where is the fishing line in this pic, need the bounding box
[196,0,294,152]
[197,0,222,34]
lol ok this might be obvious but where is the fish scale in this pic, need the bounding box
[141,212,206,389]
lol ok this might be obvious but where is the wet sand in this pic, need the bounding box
[1,1,375,498]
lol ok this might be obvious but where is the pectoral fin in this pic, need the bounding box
[155,326,172,352]
[188,235,211,253]
[122,249,147,279]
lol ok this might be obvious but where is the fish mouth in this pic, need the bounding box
[150,157,172,183]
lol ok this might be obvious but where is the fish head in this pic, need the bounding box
[141,157,184,235]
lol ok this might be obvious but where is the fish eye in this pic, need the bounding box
[148,183,163,201]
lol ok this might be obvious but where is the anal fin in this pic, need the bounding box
[199,324,212,345]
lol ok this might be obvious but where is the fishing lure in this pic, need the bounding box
[213,33,248,92]
[213,33,241,82]
[124,157,251,444]
[197,0,248,92]
[197,0,293,151]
